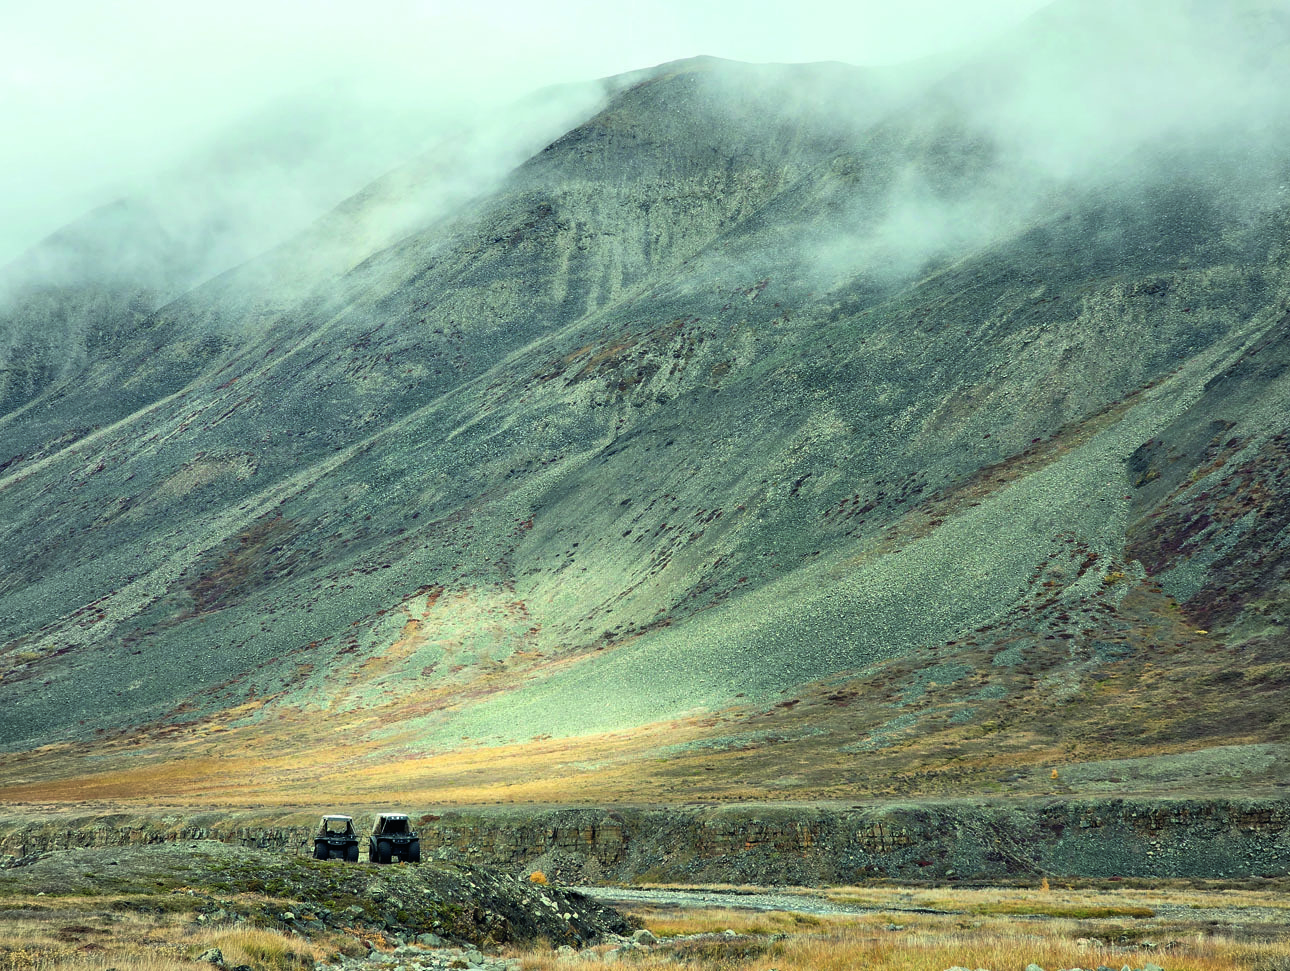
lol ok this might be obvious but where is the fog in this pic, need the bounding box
[0,0,1050,271]
[3,0,1286,312]
[796,0,1290,289]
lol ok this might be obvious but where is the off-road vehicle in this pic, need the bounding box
[369,812,420,863]
[313,815,360,861]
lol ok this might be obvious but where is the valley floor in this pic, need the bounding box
[1,855,1288,971]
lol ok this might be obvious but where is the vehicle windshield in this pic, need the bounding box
[377,817,410,835]
[321,817,354,836]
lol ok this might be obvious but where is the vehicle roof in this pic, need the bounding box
[376,813,409,819]
[321,814,354,820]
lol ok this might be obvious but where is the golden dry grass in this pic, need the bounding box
[0,894,343,971]
[187,926,330,971]
[503,881,1290,971]
[819,881,1290,916]
[0,570,1283,808]
[0,951,193,971]
[509,903,1287,971]
[2,644,1279,809]
[0,702,728,806]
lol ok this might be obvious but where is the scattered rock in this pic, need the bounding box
[0,843,628,949]
[630,929,657,945]
[198,949,224,966]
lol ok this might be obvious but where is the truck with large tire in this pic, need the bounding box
[369,813,420,863]
[312,815,360,861]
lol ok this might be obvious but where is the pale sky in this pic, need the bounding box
[0,0,1052,266]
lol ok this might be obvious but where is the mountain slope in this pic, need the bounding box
[1,5,1288,803]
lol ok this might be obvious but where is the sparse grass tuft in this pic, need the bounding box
[189,927,325,971]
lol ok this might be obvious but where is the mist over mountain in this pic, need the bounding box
[1,0,1287,803]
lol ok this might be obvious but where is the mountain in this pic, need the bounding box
[1,1,1288,805]
[0,81,606,420]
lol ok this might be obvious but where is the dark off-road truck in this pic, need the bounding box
[369,813,421,863]
[313,815,360,861]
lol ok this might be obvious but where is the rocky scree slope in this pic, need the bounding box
[1,6,1289,797]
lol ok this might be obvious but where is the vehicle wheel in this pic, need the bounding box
[377,840,392,864]
[346,843,359,862]
[313,842,328,860]
[407,841,421,864]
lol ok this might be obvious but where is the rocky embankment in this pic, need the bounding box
[410,799,1290,884]
[2,798,1287,884]
[0,842,628,948]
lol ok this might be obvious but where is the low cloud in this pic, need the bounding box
[4,0,1285,319]
[0,0,1054,270]
[799,0,1290,290]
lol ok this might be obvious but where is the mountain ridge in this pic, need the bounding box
[1,6,1288,803]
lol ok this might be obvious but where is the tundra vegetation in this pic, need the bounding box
[3,879,1290,971]
[513,884,1290,971]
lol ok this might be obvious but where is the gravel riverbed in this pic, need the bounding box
[570,885,947,916]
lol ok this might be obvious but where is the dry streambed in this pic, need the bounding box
[572,884,943,916]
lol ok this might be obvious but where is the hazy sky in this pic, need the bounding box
[0,0,1052,266]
